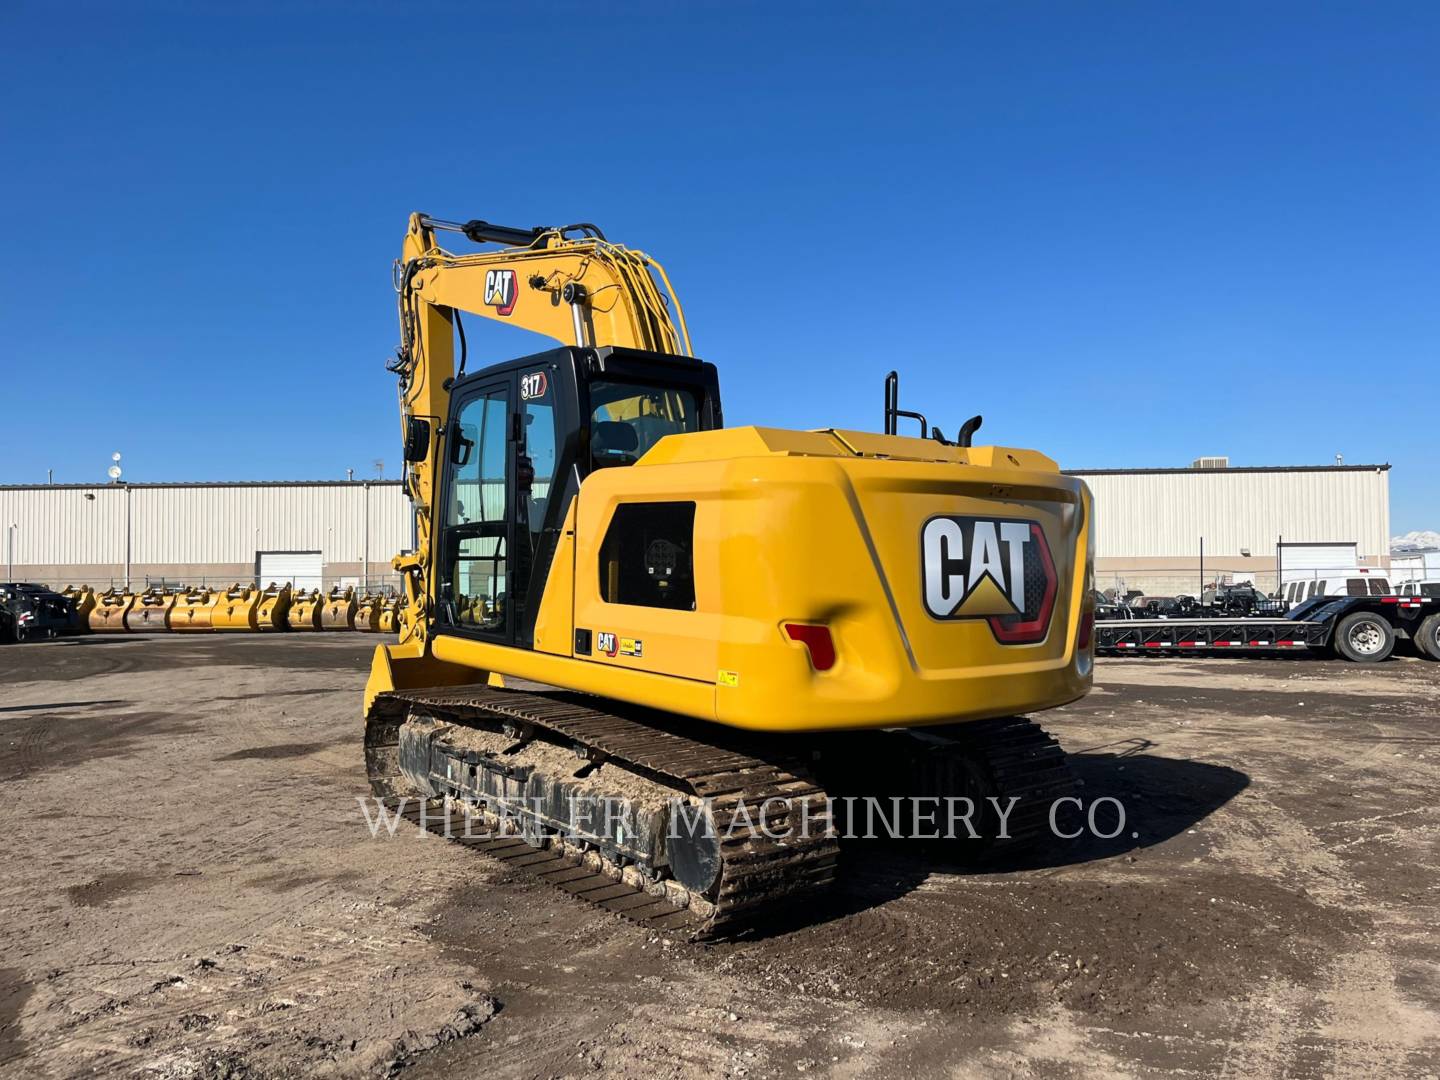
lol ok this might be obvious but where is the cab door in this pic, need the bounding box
[435,377,515,644]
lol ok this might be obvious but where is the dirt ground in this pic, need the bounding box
[1,635,1437,1079]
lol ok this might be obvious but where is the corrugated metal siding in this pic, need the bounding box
[0,482,413,567]
[0,468,1391,568]
[1073,468,1390,559]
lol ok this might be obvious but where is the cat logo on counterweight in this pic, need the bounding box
[921,516,1057,645]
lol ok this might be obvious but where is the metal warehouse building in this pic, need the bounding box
[0,481,412,592]
[1066,461,1392,596]
[0,460,1392,597]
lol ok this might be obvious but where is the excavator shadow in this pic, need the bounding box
[728,746,1249,942]
[966,744,1251,874]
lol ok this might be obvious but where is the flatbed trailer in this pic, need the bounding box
[1096,595,1439,663]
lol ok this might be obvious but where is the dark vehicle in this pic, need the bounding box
[1092,589,1131,621]
[0,582,82,641]
[1132,595,1202,618]
[1202,583,1288,618]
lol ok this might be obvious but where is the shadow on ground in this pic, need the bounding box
[724,747,1248,942]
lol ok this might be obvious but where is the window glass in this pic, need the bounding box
[1308,579,1320,599]
[444,390,508,633]
[599,502,697,611]
[519,378,558,553]
[1346,578,1367,597]
[1369,578,1390,596]
[1423,583,1440,598]
[589,380,699,468]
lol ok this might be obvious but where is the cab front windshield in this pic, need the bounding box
[589,379,700,468]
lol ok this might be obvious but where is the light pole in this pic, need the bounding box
[7,523,16,581]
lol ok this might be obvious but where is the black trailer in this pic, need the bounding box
[1096,595,1439,663]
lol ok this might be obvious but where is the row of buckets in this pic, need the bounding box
[64,584,405,634]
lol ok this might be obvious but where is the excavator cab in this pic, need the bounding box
[429,345,721,653]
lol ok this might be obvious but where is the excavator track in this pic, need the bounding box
[366,685,841,939]
[365,686,1079,938]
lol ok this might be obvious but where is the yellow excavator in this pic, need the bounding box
[365,214,1095,935]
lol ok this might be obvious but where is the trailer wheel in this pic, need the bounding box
[1415,613,1440,661]
[1333,612,1395,663]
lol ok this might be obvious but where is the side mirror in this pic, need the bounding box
[403,417,431,463]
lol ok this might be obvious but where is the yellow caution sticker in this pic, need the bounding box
[717,670,740,688]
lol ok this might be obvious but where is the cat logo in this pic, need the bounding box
[483,268,518,316]
[921,516,1057,645]
[597,631,618,657]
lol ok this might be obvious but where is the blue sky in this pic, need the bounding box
[1,2,1436,532]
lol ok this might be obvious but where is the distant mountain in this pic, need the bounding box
[1391,530,1440,552]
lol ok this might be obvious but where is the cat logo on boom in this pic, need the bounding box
[483,268,518,316]
[921,516,1058,645]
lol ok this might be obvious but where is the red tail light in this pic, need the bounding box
[783,623,836,672]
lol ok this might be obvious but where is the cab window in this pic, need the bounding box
[589,380,700,469]
[443,388,509,633]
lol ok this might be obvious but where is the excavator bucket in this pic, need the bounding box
[255,582,293,631]
[63,586,97,629]
[212,583,261,632]
[170,587,218,631]
[287,588,323,630]
[354,592,384,633]
[89,588,136,632]
[377,597,402,635]
[126,586,177,631]
[320,586,357,631]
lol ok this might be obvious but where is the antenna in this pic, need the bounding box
[108,452,123,482]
